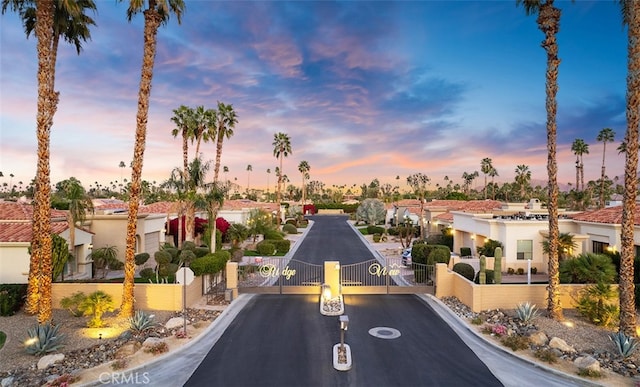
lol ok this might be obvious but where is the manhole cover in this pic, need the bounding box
[368,327,401,339]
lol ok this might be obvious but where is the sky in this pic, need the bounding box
[0,0,632,194]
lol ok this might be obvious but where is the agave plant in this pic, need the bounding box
[515,302,539,323]
[609,331,638,359]
[24,322,65,356]
[128,310,159,335]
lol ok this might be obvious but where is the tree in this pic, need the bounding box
[480,158,493,199]
[356,198,385,226]
[266,168,271,196]
[514,164,531,200]
[461,171,478,195]
[298,160,310,205]
[212,102,238,184]
[3,0,96,323]
[273,132,292,226]
[170,104,194,177]
[618,0,639,337]
[571,138,589,191]
[246,164,252,193]
[119,0,185,319]
[517,0,563,320]
[63,179,93,274]
[596,127,615,208]
[406,173,430,239]
[488,167,499,199]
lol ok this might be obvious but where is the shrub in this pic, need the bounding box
[373,233,381,242]
[460,247,472,257]
[78,291,115,328]
[427,248,451,265]
[139,268,155,282]
[0,284,27,316]
[507,268,515,275]
[560,253,617,284]
[476,239,503,257]
[491,324,507,336]
[129,310,159,335]
[194,247,210,258]
[474,270,495,284]
[502,335,530,351]
[144,341,169,355]
[270,239,291,254]
[609,331,638,358]
[367,225,385,235]
[285,218,298,227]
[154,250,172,265]
[190,251,230,276]
[516,268,525,275]
[134,252,150,266]
[111,359,128,370]
[256,240,276,255]
[452,263,475,281]
[574,282,619,327]
[534,348,558,364]
[60,291,87,317]
[263,228,284,240]
[24,322,65,355]
[531,267,538,275]
[515,302,539,323]
[282,223,298,234]
[412,244,450,265]
[471,316,483,325]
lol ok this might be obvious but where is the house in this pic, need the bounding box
[571,205,640,257]
[0,200,94,284]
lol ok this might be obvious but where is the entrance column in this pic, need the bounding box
[324,261,341,297]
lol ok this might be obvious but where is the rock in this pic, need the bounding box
[37,353,65,370]
[574,356,600,373]
[165,317,188,330]
[528,331,548,346]
[114,342,140,359]
[142,337,165,348]
[1,376,15,387]
[549,337,576,353]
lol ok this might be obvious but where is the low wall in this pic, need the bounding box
[52,275,203,312]
[317,209,344,214]
[434,264,617,312]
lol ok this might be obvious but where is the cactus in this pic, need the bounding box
[494,247,502,284]
[129,310,159,335]
[479,255,486,284]
[25,322,65,355]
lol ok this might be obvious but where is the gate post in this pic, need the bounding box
[324,261,341,297]
[226,261,238,300]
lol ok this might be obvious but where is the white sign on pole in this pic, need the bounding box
[176,267,195,285]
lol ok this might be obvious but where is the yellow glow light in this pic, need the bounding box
[562,321,574,328]
[24,337,38,346]
[83,326,126,340]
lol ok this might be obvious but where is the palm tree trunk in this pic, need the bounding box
[539,1,563,321]
[185,202,195,242]
[600,145,607,208]
[120,9,162,318]
[619,0,640,337]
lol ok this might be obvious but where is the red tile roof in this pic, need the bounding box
[571,205,640,225]
[0,201,71,243]
[424,199,503,212]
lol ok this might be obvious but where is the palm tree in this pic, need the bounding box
[596,127,615,208]
[119,0,185,319]
[3,0,96,323]
[517,0,562,320]
[461,171,478,195]
[618,0,639,337]
[170,104,194,176]
[514,164,531,200]
[212,102,238,184]
[64,179,93,275]
[273,132,292,225]
[571,138,589,191]
[488,167,499,199]
[406,173,430,239]
[246,164,252,194]
[298,160,310,205]
[480,157,493,199]
[266,168,271,197]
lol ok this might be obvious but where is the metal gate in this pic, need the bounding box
[237,256,434,295]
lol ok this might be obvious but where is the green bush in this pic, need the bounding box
[78,291,115,328]
[428,248,451,265]
[574,282,619,327]
[373,233,382,242]
[264,228,284,240]
[477,239,503,257]
[256,241,276,255]
[194,247,210,258]
[135,252,150,266]
[475,270,495,284]
[139,268,155,282]
[367,225,385,235]
[501,335,530,351]
[560,253,617,284]
[460,247,472,257]
[182,241,196,251]
[0,284,27,316]
[282,223,298,234]
[0,331,6,350]
[60,291,86,317]
[285,218,298,227]
[452,263,475,281]
[270,239,291,254]
[190,251,231,276]
[154,250,172,265]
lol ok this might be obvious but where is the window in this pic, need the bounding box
[592,241,609,254]
[517,240,532,260]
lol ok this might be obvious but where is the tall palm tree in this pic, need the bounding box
[488,167,499,199]
[191,105,213,159]
[212,102,238,183]
[517,0,562,320]
[119,0,185,319]
[406,173,430,239]
[266,168,271,197]
[571,138,589,191]
[3,0,96,322]
[64,179,93,274]
[170,104,194,176]
[461,171,478,195]
[480,157,493,199]
[514,164,532,201]
[298,160,310,205]
[273,132,292,225]
[596,127,615,208]
[246,164,252,194]
[618,0,639,337]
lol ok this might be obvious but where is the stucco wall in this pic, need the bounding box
[0,243,30,284]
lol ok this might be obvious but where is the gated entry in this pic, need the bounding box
[237,256,434,295]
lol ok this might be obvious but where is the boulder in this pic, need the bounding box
[528,331,548,346]
[574,356,600,374]
[165,317,188,330]
[1,376,15,387]
[115,342,140,359]
[549,337,576,353]
[142,337,165,348]
[37,353,65,370]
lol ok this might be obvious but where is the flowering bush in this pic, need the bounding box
[491,324,508,336]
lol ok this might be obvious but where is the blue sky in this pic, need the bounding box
[0,1,630,193]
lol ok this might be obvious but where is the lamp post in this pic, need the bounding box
[339,315,349,350]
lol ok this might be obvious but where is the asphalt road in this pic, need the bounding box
[184,215,502,387]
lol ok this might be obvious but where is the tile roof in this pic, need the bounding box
[571,205,640,225]
[0,201,74,243]
[424,199,503,212]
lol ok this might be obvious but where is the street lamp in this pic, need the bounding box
[339,315,349,351]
